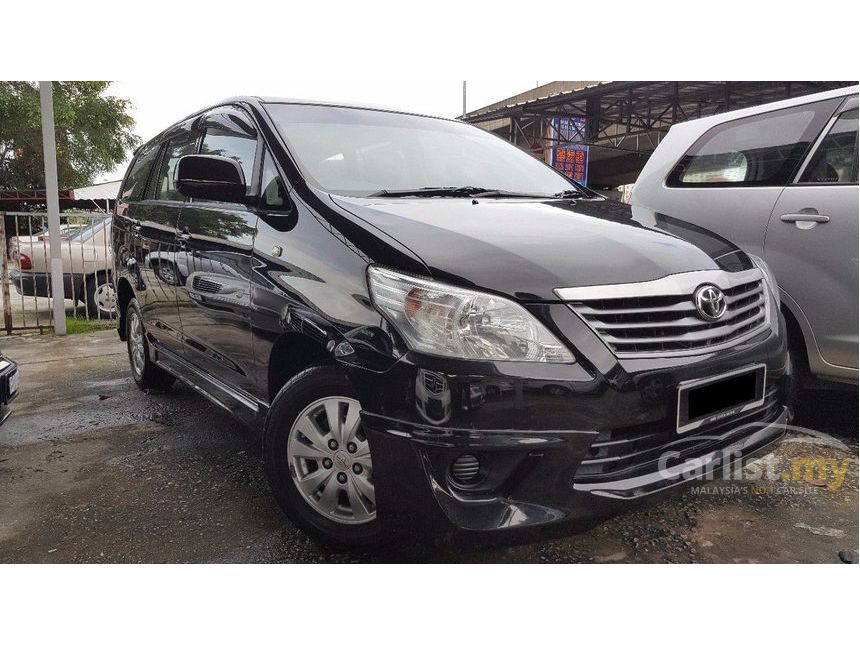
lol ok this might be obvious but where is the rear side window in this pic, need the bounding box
[800,108,859,184]
[667,100,839,187]
[154,132,199,201]
[120,141,159,201]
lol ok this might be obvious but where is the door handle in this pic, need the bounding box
[780,213,830,224]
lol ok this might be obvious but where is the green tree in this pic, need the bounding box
[0,81,139,190]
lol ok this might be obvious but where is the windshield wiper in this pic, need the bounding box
[469,189,551,199]
[552,189,586,199]
[368,186,491,198]
[368,186,548,199]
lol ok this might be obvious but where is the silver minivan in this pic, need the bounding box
[632,86,858,388]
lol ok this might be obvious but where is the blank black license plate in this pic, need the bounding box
[676,365,766,434]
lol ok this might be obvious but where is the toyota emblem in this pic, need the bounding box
[694,284,727,321]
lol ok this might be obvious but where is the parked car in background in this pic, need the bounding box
[9,217,116,318]
[0,352,19,425]
[143,249,248,288]
[113,97,789,547]
[6,222,87,259]
[632,85,859,390]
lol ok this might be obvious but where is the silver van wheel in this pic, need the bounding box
[287,396,376,525]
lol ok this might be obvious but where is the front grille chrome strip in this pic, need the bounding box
[554,268,763,301]
[555,268,770,357]
[589,296,763,331]
[600,309,765,347]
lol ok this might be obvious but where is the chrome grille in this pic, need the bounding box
[557,269,769,357]
[192,276,222,294]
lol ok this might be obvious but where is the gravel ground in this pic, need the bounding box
[1,330,857,563]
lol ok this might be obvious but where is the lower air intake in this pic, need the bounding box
[451,454,481,484]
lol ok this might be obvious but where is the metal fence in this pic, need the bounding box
[0,211,116,335]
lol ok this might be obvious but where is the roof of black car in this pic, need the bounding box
[134,96,455,155]
[227,96,449,120]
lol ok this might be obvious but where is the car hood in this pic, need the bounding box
[331,195,751,301]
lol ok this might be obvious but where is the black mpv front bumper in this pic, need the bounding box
[349,303,789,534]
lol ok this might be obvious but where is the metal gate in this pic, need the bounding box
[0,211,116,335]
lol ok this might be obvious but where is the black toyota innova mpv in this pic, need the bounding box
[113,97,790,547]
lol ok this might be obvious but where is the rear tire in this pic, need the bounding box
[264,365,382,548]
[85,273,118,319]
[126,299,175,391]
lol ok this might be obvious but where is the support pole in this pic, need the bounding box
[462,81,466,118]
[39,81,66,336]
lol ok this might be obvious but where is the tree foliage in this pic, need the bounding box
[0,81,139,190]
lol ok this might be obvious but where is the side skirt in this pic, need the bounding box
[155,346,268,430]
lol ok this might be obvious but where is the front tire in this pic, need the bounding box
[126,298,175,391]
[264,366,381,548]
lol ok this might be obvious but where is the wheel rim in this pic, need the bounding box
[287,396,376,525]
[128,310,146,377]
[95,282,117,315]
[159,264,177,284]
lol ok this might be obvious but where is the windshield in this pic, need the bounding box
[264,103,587,198]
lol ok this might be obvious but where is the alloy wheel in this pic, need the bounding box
[287,396,376,525]
[158,264,178,285]
[128,310,146,377]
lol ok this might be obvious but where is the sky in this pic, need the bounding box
[97,80,538,183]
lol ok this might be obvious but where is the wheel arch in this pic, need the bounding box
[116,275,135,340]
[267,332,334,404]
[780,300,812,375]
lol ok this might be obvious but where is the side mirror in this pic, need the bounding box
[176,155,246,203]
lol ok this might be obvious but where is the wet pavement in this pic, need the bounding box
[1,330,857,563]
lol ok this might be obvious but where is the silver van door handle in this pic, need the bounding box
[780,212,830,224]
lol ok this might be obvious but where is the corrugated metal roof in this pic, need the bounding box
[463,81,613,119]
[71,180,121,201]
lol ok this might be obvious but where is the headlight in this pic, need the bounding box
[367,266,575,363]
[749,255,780,308]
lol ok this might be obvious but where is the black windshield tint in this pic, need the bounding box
[264,104,583,197]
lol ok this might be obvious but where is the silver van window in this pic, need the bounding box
[799,108,858,184]
[667,99,840,187]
